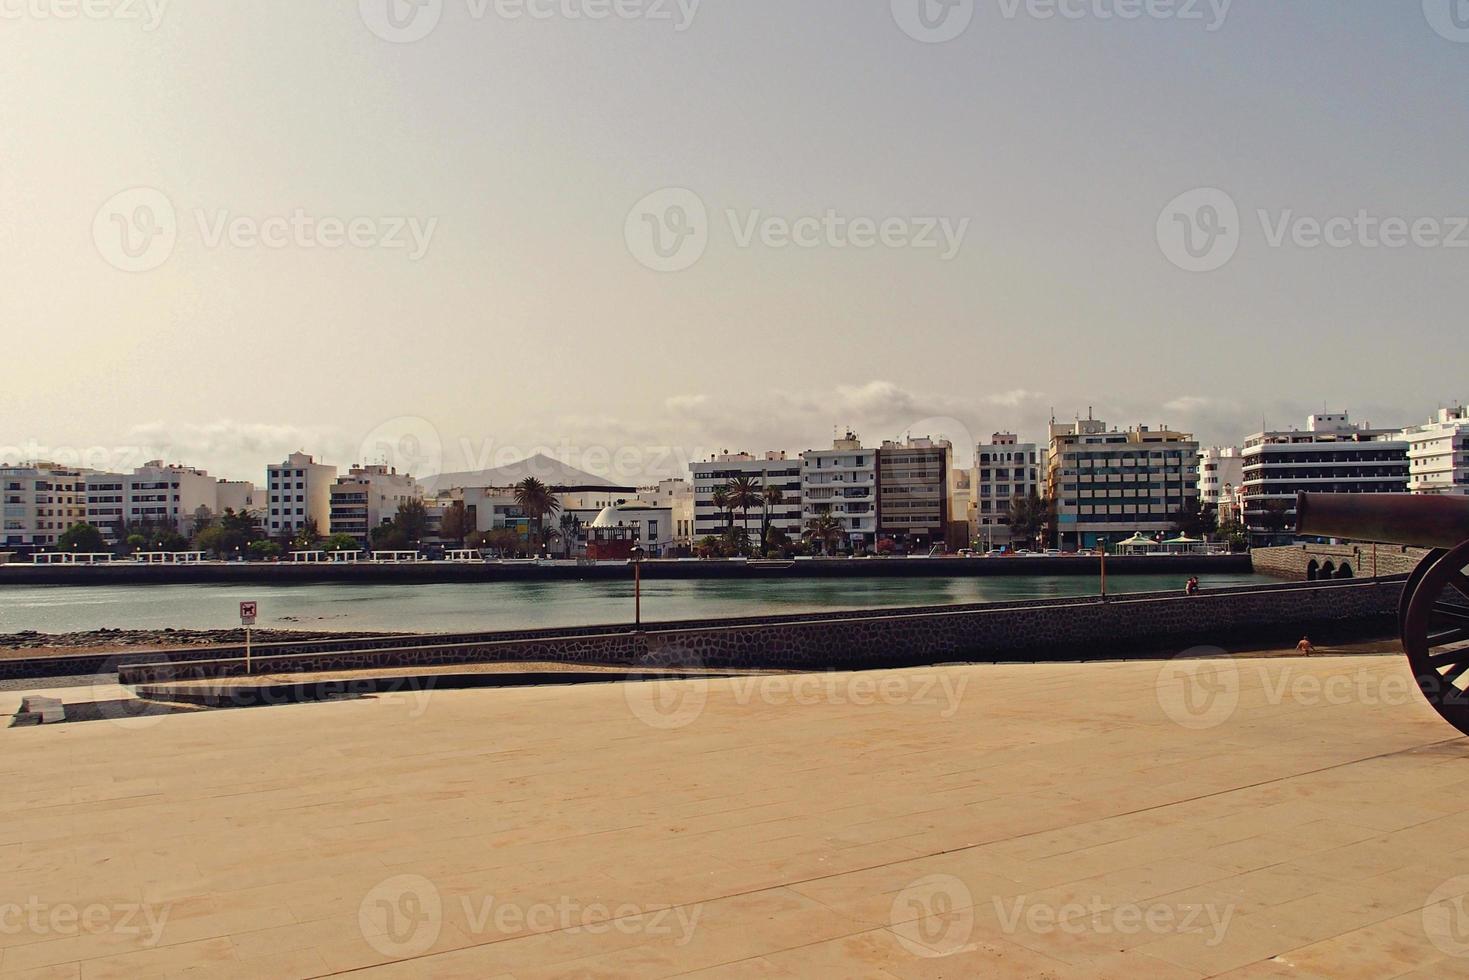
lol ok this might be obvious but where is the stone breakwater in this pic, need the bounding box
[119,578,1402,687]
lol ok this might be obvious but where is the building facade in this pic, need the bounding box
[1048,419,1200,549]
[690,452,804,546]
[1199,446,1245,523]
[329,465,424,547]
[637,478,695,551]
[267,452,337,538]
[876,436,956,552]
[1,463,89,550]
[1403,405,1469,496]
[800,432,877,552]
[973,433,1045,551]
[1240,413,1408,541]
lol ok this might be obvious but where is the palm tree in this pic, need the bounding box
[760,485,784,557]
[513,477,561,554]
[558,512,582,558]
[711,486,733,533]
[725,477,762,555]
[803,514,845,557]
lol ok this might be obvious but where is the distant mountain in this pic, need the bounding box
[422,453,635,494]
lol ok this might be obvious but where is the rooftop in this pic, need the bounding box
[3,654,1466,976]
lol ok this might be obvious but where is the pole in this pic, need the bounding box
[1099,542,1107,600]
[634,558,642,626]
[245,625,252,674]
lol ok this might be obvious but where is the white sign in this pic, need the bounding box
[239,601,257,626]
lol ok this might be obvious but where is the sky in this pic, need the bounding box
[2,0,1466,485]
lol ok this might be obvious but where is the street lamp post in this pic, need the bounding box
[630,542,646,627]
[1098,536,1108,600]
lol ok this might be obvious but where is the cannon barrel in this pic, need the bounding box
[1296,492,1469,549]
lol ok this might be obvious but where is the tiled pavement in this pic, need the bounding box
[4,654,1469,978]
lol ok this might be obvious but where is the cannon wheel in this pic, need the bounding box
[1402,541,1469,736]
[1400,549,1448,634]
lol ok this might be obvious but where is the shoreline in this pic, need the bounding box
[0,628,409,660]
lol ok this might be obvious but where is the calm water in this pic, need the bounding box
[0,572,1271,635]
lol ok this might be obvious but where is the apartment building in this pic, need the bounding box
[1,463,90,550]
[1240,413,1408,541]
[876,436,957,552]
[800,432,877,552]
[267,452,337,537]
[328,465,424,547]
[637,478,695,551]
[1403,405,1469,496]
[1048,419,1200,549]
[216,480,260,517]
[690,452,804,545]
[973,433,1045,551]
[1199,446,1245,525]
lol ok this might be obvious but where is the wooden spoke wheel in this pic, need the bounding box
[1401,548,1448,634]
[1403,541,1469,736]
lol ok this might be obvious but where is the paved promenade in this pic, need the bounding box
[4,654,1468,977]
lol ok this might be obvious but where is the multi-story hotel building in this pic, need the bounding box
[329,465,424,547]
[1240,413,1408,541]
[1199,446,1245,522]
[1403,405,1469,496]
[2,463,89,550]
[119,461,223,539]
[1048,419,1200,550]
[800,432,878,552]
[690,452,804,545]
[973,433,1045,551]
[267,452,337,538]
[876,436,957,552]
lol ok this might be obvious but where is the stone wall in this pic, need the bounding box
[119,578,1402,685]
[1252,543,1431,581]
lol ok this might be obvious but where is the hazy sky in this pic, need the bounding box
[3,1,1466,484]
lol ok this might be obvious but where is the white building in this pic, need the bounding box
[638,478,695,551]
[1241,413,1408,541]
[799,432,877,552]
[122,461,227,539]
[586,501,676,557]
[1047,418,1200,550]
[329,465,424,546]
[215,480,260,517]
[2,463,89,550]
[267,452,337,538]
[1403,405,1469,496]
[1199,447,1245,522]
[690,452,804,546]
[973,433,1046,551]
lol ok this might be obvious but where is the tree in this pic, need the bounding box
[1260,499,1290,536]
[558,513,582,558]
[394,499,430,544]
[1170,498,1214,538]
[439,502,473,548]
[760,485,784,557]
[513,477,561,550]
[57,523,105,553]
[248,540,282,561]
[725,477,762,556]
[322,533,361,552]
[370,523,409,550]
[194,508,266,558]
[802,514,845,556]
[711,487,733,532]
[291,518,323,551]
[1007,490,1042,550]
[695,535,722,558]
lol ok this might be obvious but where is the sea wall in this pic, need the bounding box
[118,578,1401,685]
[0,553,1250,586]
